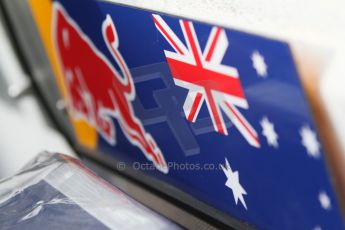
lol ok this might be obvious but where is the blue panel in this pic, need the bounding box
[51,0,344,229]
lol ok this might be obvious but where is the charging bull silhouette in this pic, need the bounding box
[53,3,168,173]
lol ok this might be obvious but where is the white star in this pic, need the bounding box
[300,125,321,158]
[221,158,248,210]
[319,191,331,210]
[260,116,278,148]
[251,50,267,77]
[313,226,322,230]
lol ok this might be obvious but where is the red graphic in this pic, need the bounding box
[153,14,260,148]
[53,3,168,173]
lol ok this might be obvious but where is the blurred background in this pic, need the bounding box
[0,11,74,179]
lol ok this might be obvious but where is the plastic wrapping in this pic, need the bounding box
[0,152,180,230]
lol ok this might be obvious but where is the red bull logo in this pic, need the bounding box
[52,3,168,173]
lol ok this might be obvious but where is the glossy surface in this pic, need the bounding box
[29,0,344,229]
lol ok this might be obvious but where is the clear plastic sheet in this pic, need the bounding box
[0,152,181,230]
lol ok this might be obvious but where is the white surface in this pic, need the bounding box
[0,99,75,178]
[0,15,75,179]
[106,0,345,46]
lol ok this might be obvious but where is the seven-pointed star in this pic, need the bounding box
[251,51,267,77]
[221,158,248,210]
[319,191,331,210]
[260,116,279,148]
[300,125,321,158]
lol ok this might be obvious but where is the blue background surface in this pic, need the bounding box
[54,0,344,229]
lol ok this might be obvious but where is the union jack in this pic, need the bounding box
[152,14,260,148]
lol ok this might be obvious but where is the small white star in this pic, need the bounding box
[300,125,321,158]
[319,191,331,210]
[221,158,248,210]
[260,116,278,148]
[313,226,322,230]
[251,50,267,77]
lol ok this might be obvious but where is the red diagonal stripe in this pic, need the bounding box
[182,20,202,66]
[187,92,203,121]
[205,27,222,62]
[206,90,225,134]
[224,101,259,145]
[153,16,185,55]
